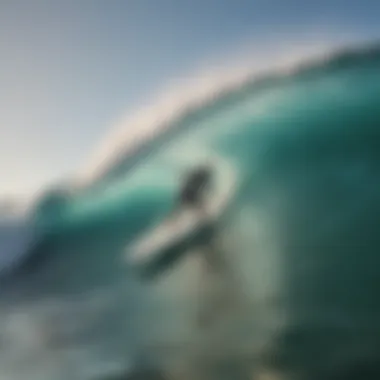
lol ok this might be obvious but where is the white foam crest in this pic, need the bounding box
[74,36,354,189]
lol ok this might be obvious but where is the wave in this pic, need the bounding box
[2,40,380,379]
[75,41,380,193]
[24,41,379,238]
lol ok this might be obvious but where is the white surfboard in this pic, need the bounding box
[127,162,237,271]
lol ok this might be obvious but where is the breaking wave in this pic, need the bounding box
[2,41,380,379]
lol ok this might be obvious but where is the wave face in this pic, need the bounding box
[2,43,380,379]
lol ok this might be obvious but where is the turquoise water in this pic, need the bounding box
[2,44,380,379]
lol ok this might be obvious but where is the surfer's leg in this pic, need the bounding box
[195,244,221,329]
[205,236,247,321]
[195,239,232,329]
[196,254,211,328]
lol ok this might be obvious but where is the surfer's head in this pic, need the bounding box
[179,165,213,206]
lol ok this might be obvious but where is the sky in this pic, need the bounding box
[1,0,380,199]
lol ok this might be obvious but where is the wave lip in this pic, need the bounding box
[74,41,380,192]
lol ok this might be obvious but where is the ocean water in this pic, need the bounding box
[1,43,380,379]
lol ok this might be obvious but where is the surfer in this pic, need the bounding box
[130,164,240,329]
[177,165,238,329]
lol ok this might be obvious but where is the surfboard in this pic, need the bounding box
[126,163,237,279]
